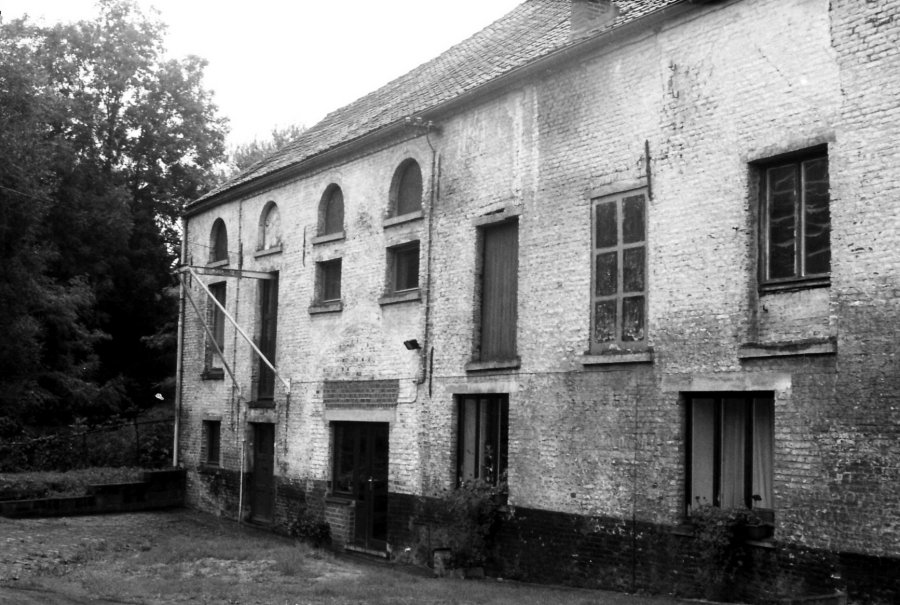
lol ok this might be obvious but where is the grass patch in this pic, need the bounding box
[0,467,145,500]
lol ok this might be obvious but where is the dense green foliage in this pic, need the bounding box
[228,123,305,174]
[0,1,227,434]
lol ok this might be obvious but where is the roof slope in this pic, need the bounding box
[194,0,683,206]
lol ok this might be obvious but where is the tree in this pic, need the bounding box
[229,123,306,174]
[0,1,227,431]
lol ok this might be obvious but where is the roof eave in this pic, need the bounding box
[185,0,697,218]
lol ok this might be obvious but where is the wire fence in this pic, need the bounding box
[0,418,174,473]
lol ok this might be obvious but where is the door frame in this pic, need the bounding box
[249,422,275,524]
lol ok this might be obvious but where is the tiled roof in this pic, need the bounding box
[193,0,684,206]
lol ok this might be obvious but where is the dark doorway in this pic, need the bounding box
[250,422,275,523]
[332,422,389,551]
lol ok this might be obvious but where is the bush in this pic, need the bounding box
[442,478,507,569]
[288,502,331,548]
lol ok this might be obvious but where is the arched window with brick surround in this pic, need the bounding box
[258,201,282,251]
[390,159,422,217]
[319,184,344,236]
[210,218,228,263]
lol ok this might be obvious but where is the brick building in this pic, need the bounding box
[177,0,900,602]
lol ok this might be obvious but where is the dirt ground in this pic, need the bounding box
[0,509,699,605]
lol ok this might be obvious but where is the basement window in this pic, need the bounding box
[456,394,509,487]
[686,394,774,514]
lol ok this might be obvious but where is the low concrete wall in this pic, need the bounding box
[0,469,185,518]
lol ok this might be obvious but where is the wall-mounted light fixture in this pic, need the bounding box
[403,339,421,350]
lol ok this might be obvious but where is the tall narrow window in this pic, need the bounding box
[760,149,830,286]
[317,258,342,303]
[319,185,344,236]
[457,395,509,486]
[202,420,221,466]
[687,394,774,513]
[258,202,282,251]
[480,221,518,362]
[210,219,228,263]
[257,275,278,402]
[206,282,226,370]
[590,190,647,353]
[391,159,422,216]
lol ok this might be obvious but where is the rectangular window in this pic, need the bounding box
[202,420,221,466]
[760,149,830,286]
[257,276,278,401]
[687,394,774,514]
[206,282,227,368]
[389,241,420,293]
[479,221,518,361]
[591,190,647,353]
[317,258,342,302]
[456,394,509,486]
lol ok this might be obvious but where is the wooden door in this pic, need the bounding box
[250,423,275,523]
[333,422,389,551]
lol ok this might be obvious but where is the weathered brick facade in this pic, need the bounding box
[178,1,900,602]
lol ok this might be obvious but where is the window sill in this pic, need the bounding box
[201,368,225,381]
[580,350,653,366]
[199,462,221,472]
[383,210,423,228]
[312,232,345,245]
[738,337,836,359]
[249,399,275,409]
[465,358,521,372]
[325,494,354,505]
[309,300,343,315]
[254,245,282,258]
[206,259,229,268]
[759,276,830,294]
[378,289,421,306]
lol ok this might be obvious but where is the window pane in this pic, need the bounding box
[594,300,616,344]
[322,260,342,301]
[623,247,645,293]
[595,251,617,296]
[720,399,747,508]
[210,283,226,356]
[212,220,228,261]
[767,165,798,279]
[397,161,422,215]
[595,201,617,248]
[461,399,477,481]
[690,398,715,510]
[622,194,645,244]
[803,158,830,275]
[621,296,644,342]
[394,244,420,291]
[324,188,344,235]
[752,398,774,509]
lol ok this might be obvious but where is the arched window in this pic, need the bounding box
[391,159,422,216]
[319,185,344,236]
[210,218,228,263]
[258,202,282,251]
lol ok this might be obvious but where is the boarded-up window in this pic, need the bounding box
[206,282,226,368]
[317,258,342,302]
[760,150,830,285]
[392,159,422,216]
[687,395,774,513]
[480,221,518,361]
[320,185,344,235]
[591,190,647,353]
[257,276,278,401]
[210,219,228,263]
[457,394,509,486]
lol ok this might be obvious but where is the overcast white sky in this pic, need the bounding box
[2,0,523,148]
